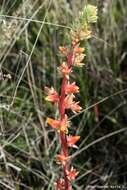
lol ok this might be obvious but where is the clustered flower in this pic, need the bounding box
[45,4,97,190]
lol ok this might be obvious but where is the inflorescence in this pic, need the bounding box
[45,4,97,190]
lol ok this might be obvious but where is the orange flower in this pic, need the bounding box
[66,167,79,181]
[74,47,85,54]
[46,118,60,129]
[59,62,72,77]
[45,87,59,103]
[64,94,82,113]
[67,136,80,148]
[60,115,69,132]
[64,94,74,109]
[54,179,65,190]
[46,116,69,132]
[70,101,82,113]
[65,82,79,94]
[59,46,68,55]
[56,154,68,165]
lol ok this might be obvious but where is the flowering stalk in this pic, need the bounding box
[45,4,97,190]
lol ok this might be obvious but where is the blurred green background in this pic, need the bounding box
[0,0,127,189]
